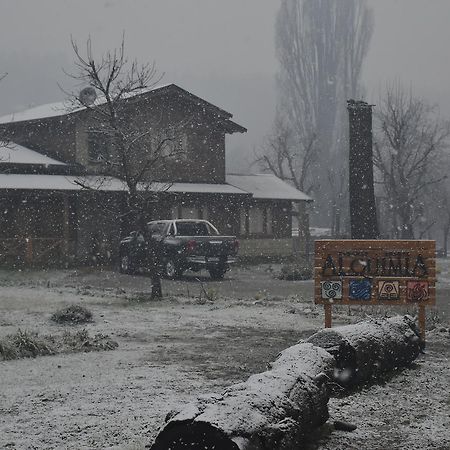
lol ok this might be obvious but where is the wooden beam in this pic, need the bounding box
[324,304,332,328]
[62,194,70,264]
[418,304,426,341]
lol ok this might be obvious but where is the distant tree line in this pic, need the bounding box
[256,0,450,253]
[373,82,450,242]
[256,0,374,235]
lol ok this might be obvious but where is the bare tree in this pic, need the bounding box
[439,186,450,257]
[421,175,450,254]
[0,72,9,149]
[255,113,316,194]
[374,83,450,239]
[272,0,373,230]
[65,37,184,298]
[327,166,349,237]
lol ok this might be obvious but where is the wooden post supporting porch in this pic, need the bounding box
[62,194,70,265]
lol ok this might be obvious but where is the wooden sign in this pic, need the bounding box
[314,240,436,338]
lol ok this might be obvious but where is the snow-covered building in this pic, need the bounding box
[0,85,312,265]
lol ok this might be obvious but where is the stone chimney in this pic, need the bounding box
[347,100,379,239]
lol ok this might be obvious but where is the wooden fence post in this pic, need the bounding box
[62,195,70,265]
[324,304,332,328]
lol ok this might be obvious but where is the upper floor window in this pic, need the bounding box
[153,129,187,162]
[88,131,111,163]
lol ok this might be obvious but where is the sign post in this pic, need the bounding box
[314,240,436,340]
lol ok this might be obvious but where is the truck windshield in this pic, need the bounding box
[176,221,215,236]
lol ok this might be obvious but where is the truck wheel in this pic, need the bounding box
[164,259,182,279]
[209,266,226,280]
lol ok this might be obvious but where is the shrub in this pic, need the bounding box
[278,264,313,281]
[0,329,54,360]
[51,304,93,324]
[254,292,265,301]
[205,287,218,302]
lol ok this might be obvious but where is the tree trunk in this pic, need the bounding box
[150,271,162,299]
[397,201,415,239]
[149,237,163,300]
[150,316,422,449]
[306,316,423,387]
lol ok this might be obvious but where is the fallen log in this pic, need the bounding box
[150,316,423,449]
[151,343,335,449]
[306,316,423,387]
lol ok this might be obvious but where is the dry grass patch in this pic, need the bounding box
[0,329,54,360]
[0,329,118,361]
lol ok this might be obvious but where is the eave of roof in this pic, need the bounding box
[149,181,250,195]
[223,119,247,134]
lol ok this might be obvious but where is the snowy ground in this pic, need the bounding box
[0,261,449,449]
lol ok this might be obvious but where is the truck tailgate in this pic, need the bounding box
[185,236,237,257]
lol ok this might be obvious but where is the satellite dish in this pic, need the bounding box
[79,86,97,106]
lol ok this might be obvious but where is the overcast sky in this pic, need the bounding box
[1,0,449,171]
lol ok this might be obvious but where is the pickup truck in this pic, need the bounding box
[119,219,239,279]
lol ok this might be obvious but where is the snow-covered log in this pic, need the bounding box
[151,316,423,449]
[306,316,423,387]
[150,343,335,450]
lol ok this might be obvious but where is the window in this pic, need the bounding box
[176,221,212,236]
[243,205,273,236]
[87,131,111,162]
[180,206,200,219]
[152,128,187,162]
[249,206,264,234]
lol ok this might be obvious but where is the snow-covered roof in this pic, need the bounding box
[0,101,75,125]
[154,182,249,196]
[226,174,313,201]
[0,143,66,166]
[0,175,125,191]
[0,175,250,195]
[0,171,309,201]
[0,84,245,131]
[0,85,170,125]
